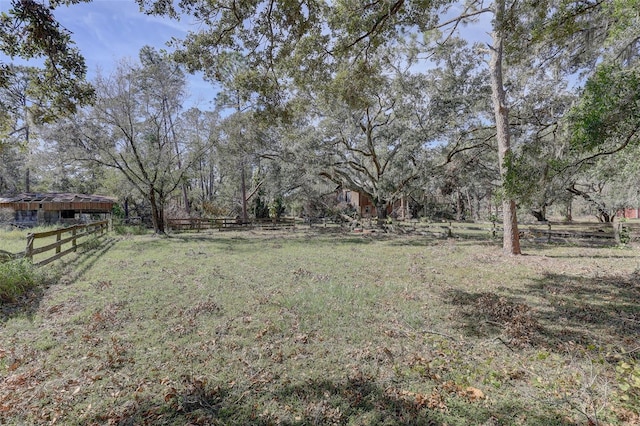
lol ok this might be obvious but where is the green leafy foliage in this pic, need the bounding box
[0,259,44,302]
[0,0,94,124]
[112,223,148,236]
[616,358,640,414]
[569,64,640,153]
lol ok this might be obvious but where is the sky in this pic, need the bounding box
[0,0,219,110]
[0,1,502,112]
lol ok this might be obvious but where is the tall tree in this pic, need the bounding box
[487,0,520,253]
[138,46,192,214]
[309,53,433,221]
[66,48,195,233]
[0,66,36,191]
[140,0,639,252]
[137,0,529,253]
[180,107,222,213]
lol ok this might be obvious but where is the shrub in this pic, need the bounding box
[0,259,45,302]
[616,358,640,414]
[113,224,148,236]
[81,236,103,252]
[618,219,631,245]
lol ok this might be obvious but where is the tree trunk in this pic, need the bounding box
[24,98,31,193]
[241,161,248,223]
[490,0,521,255]
[566,185,612,222]
[487,189,492,220]
[531,209,546,222]
[149,187,165,233]
[465,189,475,222]
[375,200,387,227]
[456,189,463,221]
[25,168,30,193]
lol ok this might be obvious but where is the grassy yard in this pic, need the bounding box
[0,226,34,255]
[1,229,639,425]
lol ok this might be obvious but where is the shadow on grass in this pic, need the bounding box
[539,253,637,259]
[71,236,119,281]
[0,280,46,323]
[445,269,640,353]
[165,227,619,253]
[524,271,640,352]
[0,237,117,323]
[88,376,442,425]
[87,374,576,426]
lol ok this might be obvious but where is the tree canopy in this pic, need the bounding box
[0,0,94,125]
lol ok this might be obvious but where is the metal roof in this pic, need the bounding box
[0,192,116,204]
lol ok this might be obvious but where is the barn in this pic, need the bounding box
[0,192,115,227]
[618,208,640,219]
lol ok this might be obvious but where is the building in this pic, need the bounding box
[618,208,640,219]
[0,193,115,227]
[338,189,412,219]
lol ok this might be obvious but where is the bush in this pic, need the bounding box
[113,224,148,236]
[616,358,640,414]
[618,219,631,245]
[0,259,45,302]
[81,236,103,252]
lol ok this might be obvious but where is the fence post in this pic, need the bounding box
[72,227,77,252]
[56,231,61,254]
[547,222,551,243]
[26,234,34,262]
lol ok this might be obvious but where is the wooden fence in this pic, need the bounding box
[393,220,640,242]
[169,216,639,242]
[167,217,296,232]
[520,221,632,242]
[25,220,109,266]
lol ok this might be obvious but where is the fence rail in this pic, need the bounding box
[521,221,640,242]
[25,220,109,266]
[167,217,296,232]
[392,220,640,242]
[168,216,640,241]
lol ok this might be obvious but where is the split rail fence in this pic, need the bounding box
[395,220,640,242]
[167,217,296,232]
[25,220,109,266]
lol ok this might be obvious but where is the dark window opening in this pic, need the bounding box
[61,210,75,219]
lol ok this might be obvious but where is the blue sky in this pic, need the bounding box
[0,0,219,110]
[1,1,501,112]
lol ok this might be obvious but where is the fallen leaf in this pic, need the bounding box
[465,386,485,401]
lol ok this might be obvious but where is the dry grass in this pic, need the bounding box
[1,228,639,425]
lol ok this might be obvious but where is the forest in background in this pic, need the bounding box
[1,0,639,253]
